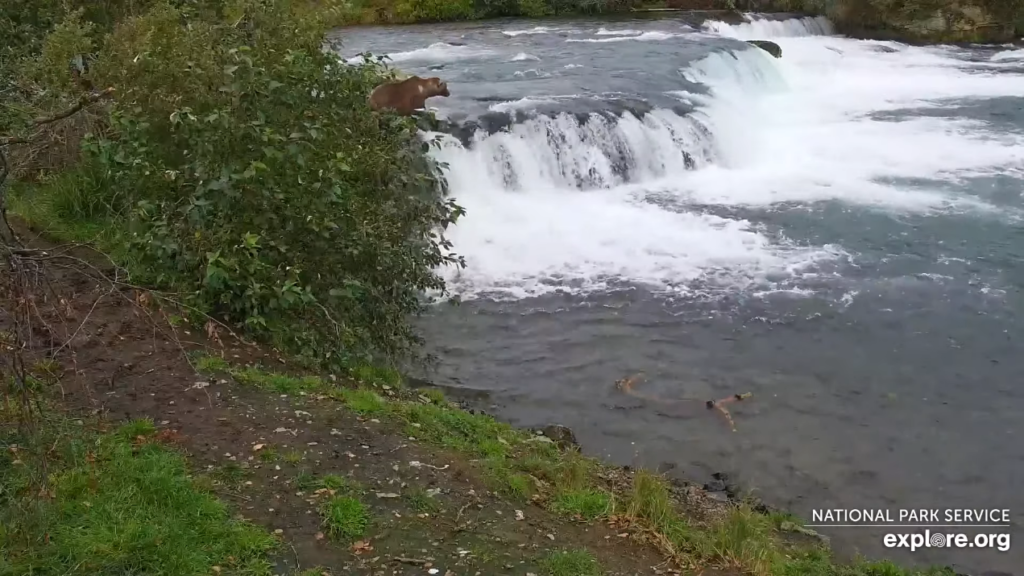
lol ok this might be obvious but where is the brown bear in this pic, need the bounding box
[368,76,450,116]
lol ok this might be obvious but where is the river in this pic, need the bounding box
[334,14,1024,573]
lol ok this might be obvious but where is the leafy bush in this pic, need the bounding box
[349,0,639,24]
[95,1,464,364]
[395,0,476,21]
[6,0,466,367]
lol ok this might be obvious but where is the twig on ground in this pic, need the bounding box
[392,557,430,566]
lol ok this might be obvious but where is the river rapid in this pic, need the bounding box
[334,15,1024,573]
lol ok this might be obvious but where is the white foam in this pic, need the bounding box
[383,42,495,64]
[669,35,1024,212]
[567,31,677,43]
[487,97,563,113]
[502,26,559,37]
[428,17,1024,301]
[991,49,1024,61]
[511,52,540,62]
[431,128,841,300]
[427,105,840,299]
[513,69,551,78]
[595,27,641,36]
[703,15,833,40]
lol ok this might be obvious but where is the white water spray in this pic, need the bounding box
[420,16,1024,300]
[702,15,833,39]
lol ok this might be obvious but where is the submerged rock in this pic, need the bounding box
[747,40,782,58]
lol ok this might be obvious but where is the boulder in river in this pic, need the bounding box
[747,40,782,58]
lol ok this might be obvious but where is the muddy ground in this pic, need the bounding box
[2,226,738,576]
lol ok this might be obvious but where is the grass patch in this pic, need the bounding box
[0,414,276,574]
[692,506,779,575]
[7,170,127,253]
[392,400,520,458]
[295,472,354,493]
[552,488,612,521]
[539,549,602,576]
[211,462,251,492]
[421,387,447,405]
[484,460,533,500]
[404,487,441,514]
[230,366,323,394]
[187,362,954,576]
[320,474,349,490]
[349,362,403,388]
[320,496,369,543]
[194,353,231,373]
[333,387,387,415]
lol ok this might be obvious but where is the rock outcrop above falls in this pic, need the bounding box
[828,0,1020,44]
[747,39,783,57]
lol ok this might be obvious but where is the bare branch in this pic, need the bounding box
[0,87,116,148]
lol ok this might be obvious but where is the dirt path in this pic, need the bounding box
[3,231,711,576]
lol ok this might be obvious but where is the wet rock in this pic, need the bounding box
[682,150,696,170]
[704,471,741,498]
[750,498,778,515]
[705,490,730,503]
[747,40,782,58]
[703,478,728,493]
[539,425,578,450]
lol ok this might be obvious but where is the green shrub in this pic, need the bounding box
[518,0,554,16]
[77,0,464,366]
[396,0,476,21]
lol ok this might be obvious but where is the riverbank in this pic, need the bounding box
[332,0,1021,45]
[1,221,957,576]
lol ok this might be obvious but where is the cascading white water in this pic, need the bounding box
[412,15,1024,300]
[429,109,713,191]
[428,45,842,300]
[702,15,834,39]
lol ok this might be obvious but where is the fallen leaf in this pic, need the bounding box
[351,540,373,554]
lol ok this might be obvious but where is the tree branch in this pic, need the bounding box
[0,87,115,147]
[0,87,116,252]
